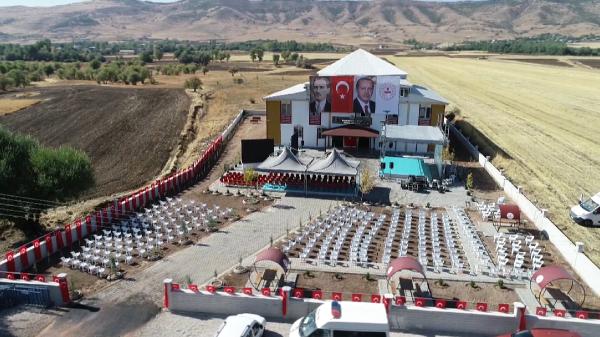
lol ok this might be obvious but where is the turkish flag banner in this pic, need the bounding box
[75,219,82,241]
[456,301,467,310]
[293,288,304,298]
[55,230,64,250]
[6,251,16,272]
[224,286,235,294]
[7,273,15,280]
[261,288,271,297]
[435,299,447,309]
[188,284,199,292]
[415,298,425,307]
[19,246,29,268]
[576,311,588,319]
[36,275,46,282]
[42,234,54,255]
[206,285,217,293]
[65,224,72,247]
[171,283,180,291]
[85,215,92,235]
[476,303,488,312]
[312,290,323,300]
[243,287,253,295]
[331,76,354,113]
[536,307,547,316]
[21,273,30,281]
[395,296,406,305]
[554,309,566,318]
[111,203,118,220]
[498,304,510,313]
[351,293,362,302]
[331,292,342,301]
[371,294,381,303]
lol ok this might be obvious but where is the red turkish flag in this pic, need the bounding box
[312,290,323,300]
[224,286,235,294]
[576,311,588,319]
[243,287,253,295]
[456,301,467,310]
[331,76,354,113]
[331,292,342,301]
[6,251,16,272]
[19,246,29,268]
[498,304,510,313]
[85,215,92,235]
[171,283,180,291]
[415,298,425,307]
[371,294,381,303]
[36,275,46,282]
[351,293,362,302]
[261,288,271,296]
[476,302,488,312]
[45,234,53,254]
[206,285,217,293]
[435,299,447,309]
[536,307,547,316]
[55,230,64,250]
[395,296,406,305]
[554,309,566,317]
[75,219,82,241]
[7,273,15,280]
[65,224,72,247]
[21,273,30,281]
[188,284,199,292]
[293,288,304,298]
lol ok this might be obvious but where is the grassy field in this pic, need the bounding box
[389,56,600,265]
[0,99,40,116]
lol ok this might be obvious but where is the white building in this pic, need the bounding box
[264,49,448,154]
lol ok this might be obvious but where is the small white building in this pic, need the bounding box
[264,49,448,154]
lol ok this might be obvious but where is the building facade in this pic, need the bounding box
[264,49,448,153]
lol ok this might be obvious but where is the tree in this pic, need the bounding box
[272,54,280,66]
[249,49,257,62]
[184,76,202,92]
[89,59,102,70]
[153,46,163,61]
[6,69,28,87]
[256,48,264,62]
[225,53,231,62]
[228,66,239,77]
[281,50,291,63]
[139,51,153,63]
[0,74,14,91]
[359,167,375,201]
[201,66,209,76]
[466,172,474,191]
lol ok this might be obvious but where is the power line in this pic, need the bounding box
[0,192,65,206]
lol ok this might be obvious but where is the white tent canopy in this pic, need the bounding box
[256,147,310,173]
[307,148,360,176]
[317,49,408,77]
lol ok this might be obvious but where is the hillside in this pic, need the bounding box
[0,0,598,44]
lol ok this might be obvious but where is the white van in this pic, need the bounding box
[570,192,600,227]
[289,301,390,337]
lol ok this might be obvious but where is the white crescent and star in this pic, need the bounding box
[335,81,350,100]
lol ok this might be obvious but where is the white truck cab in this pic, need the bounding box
[289,301,390,337]
[570,192,600,227]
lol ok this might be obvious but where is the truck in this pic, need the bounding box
[570,192,600,227]
[289,301,390,337]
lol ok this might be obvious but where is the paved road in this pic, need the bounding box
[30,196,337,337]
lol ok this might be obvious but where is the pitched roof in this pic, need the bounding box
[263,82,308,101]
[256,147,310,173]
[306,148,360,176]
[410,85,449,104]
[318,49,407,77]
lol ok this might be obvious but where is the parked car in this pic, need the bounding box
[570,192,600,226]
[290,301,390,337]
[497,328,583,337]
[214,313,266,337]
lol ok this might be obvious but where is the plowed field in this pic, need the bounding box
[0,85,189,199]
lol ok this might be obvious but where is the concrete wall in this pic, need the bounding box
[0,278,67,306]
[450,124,600,297]
[165,286,600,337]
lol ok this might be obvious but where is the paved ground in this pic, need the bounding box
[131,311,473,337]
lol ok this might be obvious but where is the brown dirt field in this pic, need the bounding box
[0,85,190,200]
[505,58,572,67]
[576,59,600,69]
[296,271,380,294]
[431,280,520,307]
[0,98,40,116]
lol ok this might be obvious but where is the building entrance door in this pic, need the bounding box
[332,136,343,148]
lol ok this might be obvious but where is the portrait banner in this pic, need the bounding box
[375,75,401,115]
[353,76,377,117]
[330,76,354,113]
[309,76,331,124]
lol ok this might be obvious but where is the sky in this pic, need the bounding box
[0,0,481,7]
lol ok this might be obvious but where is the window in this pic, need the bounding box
[390,162,394,169]
[294,125,304,139]
[419,106,431,119]
[380,162,386,170]
[281,101,292,124]
[388,142,394,149]
[400,87,410,97]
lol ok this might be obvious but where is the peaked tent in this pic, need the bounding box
[256,147,309,173]
[306,148,360,176]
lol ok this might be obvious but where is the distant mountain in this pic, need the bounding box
[0,0,598,44]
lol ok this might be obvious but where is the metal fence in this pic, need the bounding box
[0,283,52,309]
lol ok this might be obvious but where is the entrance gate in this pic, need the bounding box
[0,284,52,309]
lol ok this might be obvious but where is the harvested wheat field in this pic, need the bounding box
[389,56,600,265]
[0,85,189,199]
[0,98,40,116]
